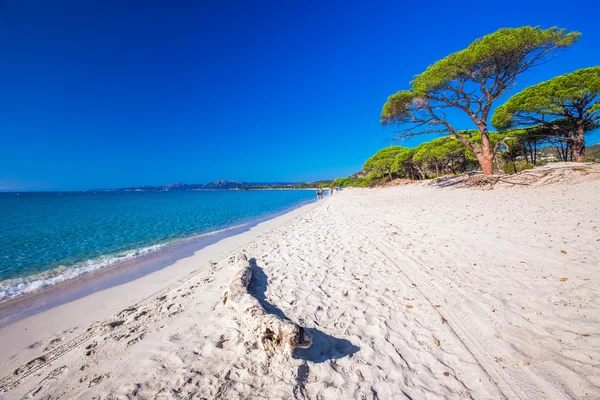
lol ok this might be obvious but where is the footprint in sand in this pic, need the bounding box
[24,365,68,397]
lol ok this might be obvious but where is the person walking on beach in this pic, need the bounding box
[329,187,334,196]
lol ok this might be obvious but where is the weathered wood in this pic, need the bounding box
[222,254,311,355]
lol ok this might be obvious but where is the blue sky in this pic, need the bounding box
[1,0,599,191]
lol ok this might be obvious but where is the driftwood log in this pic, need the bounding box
[222,253,312,355]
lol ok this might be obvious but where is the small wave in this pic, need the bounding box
[0,223,247,303]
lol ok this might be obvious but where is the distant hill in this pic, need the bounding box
[348,170,368,179]
[586,143,600,160]
[538,142,600,161]
[93,180,332,192]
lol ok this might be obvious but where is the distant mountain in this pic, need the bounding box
[93,180,330,192]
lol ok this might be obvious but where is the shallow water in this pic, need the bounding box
[0,190,315,301]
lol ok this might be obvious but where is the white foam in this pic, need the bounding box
[0,223,247,303]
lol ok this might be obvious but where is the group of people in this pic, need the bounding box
[316,187,340,200]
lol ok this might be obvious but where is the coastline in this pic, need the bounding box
[1,181,598,399]
[0,190,319,305]
[0,223,246,304]
[0,197,320,348]
[0,195,318,325]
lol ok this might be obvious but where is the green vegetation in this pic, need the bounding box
[332,134,481,186]
[380,26,580,175]
[585,143,600,162]
[332,132,600,187]
[330,26,599,187]
[243,181,333,190]
[332,177,369,188]
[502,160,535,175]
[412,136,471,177]
[362,146,406,181]
[492,67,600,162]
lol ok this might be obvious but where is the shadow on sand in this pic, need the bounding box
[427,172,482,188]
[248,258,360,363]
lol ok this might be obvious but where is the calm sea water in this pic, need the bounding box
[0,190,315,301]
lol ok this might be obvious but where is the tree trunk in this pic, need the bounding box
[572,140,585,162]
[453,130,495,175]
[478,130,495,175]
[435,162,439,177]
[494,154,502,172]
[572,123,586,162]
[560,141,569,162]
[482,156,494,175]
[569,146,574,161]
[475,152,494,175]
[415,165,426,180]
[554,145,562,161]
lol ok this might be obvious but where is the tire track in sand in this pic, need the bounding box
[329,201,557,400]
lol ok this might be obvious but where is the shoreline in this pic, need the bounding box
[0,191,319,305]
[0,187,321,195]
[1,177,598,399]
[0,197,318,330]
[0,223,247,304]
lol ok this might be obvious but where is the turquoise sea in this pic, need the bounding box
[0,190,315,301]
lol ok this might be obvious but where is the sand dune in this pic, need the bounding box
[1,171,599,399]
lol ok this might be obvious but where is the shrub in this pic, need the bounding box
[502,160,534,175]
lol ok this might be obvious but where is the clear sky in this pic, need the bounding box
[1,0,599,191]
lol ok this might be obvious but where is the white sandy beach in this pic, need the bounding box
[1,165,599,399]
